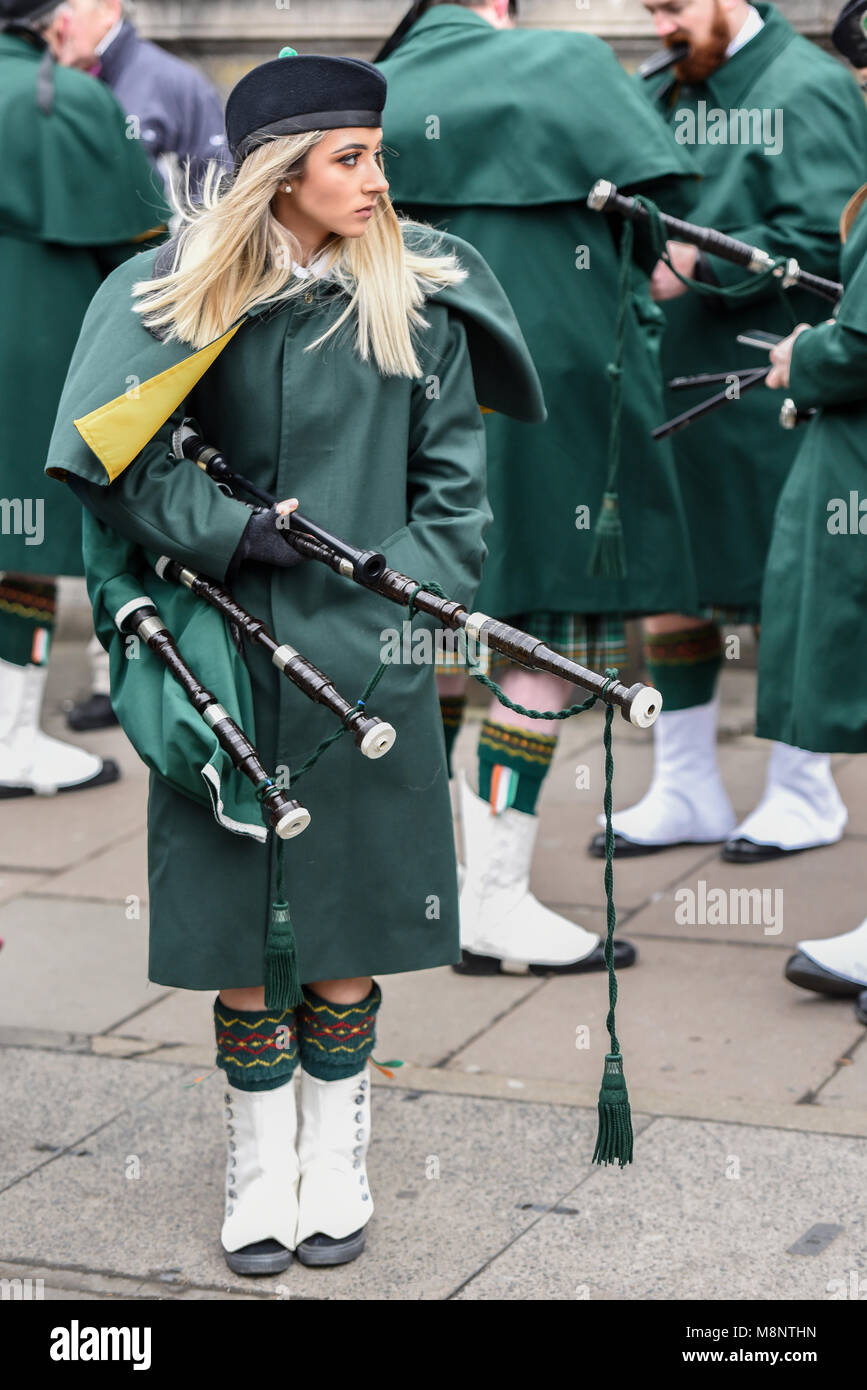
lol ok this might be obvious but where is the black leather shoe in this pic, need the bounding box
[295,1228,366,1267]
[454,939,637,976]
[66,693,119,731]
[855,991,867,1026]
[589,831,686,858]
[784,952,863,998]
[722,837,803,863]
[223,1237,292,1275]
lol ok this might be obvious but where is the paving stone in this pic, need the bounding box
[41,830,148,906]
[0,1060,602,1300]
[813,1033,867,1110]
[0,869,49,905]
[833,755,867,838]
[623,836,866,947]
[0,1047,183,1189]
[0,896,165,1035]
[444,938,862,1116]
[454,1118,867,1300]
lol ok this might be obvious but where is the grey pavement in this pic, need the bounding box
[1,629,865,1301]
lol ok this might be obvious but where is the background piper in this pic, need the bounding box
[378,0,698,978]
[0,0,168,798]
[602,0,867,864]
[755,0,867,1023]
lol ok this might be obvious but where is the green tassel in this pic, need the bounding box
[588,492,627,580]
[264,901,304,1010]
[592,1053,634,1167]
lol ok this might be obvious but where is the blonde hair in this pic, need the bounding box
[132,133,467,377]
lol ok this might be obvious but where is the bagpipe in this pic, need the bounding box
[171,421,661,731]
[587,179,842,438]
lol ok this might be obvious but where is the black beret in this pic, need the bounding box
[0,0,61,21]
[226,52,387,164]
[832,0,867,67]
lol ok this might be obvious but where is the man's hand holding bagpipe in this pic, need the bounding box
[765,324,811,390]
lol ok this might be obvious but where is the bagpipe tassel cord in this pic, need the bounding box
[257,783,304,1010]
[589,216,633,582]
[593,700,633,1167]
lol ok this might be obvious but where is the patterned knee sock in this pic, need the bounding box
[213,999,298,1092]
[296,981,382,1081]
[643,623,722,713]
[0,577,56,668]
[477,719,557,816]
[439,694,466,777]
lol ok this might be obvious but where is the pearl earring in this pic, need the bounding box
[284,183,292,193]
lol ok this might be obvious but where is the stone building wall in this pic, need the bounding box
[126,1,842,94]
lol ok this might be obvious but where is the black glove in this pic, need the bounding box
[228,506,305,578]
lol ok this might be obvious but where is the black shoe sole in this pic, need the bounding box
[588,832,713,859]
[784,952,864,998]
[721,839,809,864]
[0,758,120,800]
[453,940,637,977]
[223,1240,293,1275]
[295,1228,366,1267]
[66,710,120,732]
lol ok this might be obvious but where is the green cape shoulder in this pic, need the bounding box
[0,32,169,245]
[379,24,696,206]
[45,220,545,487]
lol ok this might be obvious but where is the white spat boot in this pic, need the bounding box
[785,917,867,997]
[457,772,636,975]
[724,744,847,862]
[220,1077,300,1275]
[295,1067,373,1266]
[589,697,736,857]
[0,657,118,797]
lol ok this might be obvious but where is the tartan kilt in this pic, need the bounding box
[434,610,628,680]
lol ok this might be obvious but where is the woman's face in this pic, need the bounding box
[273,127,389,255]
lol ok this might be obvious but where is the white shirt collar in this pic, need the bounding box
[726,5,764,58]
[291,249,335,281]
[95,17,125,57]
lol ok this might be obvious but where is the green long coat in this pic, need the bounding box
[756,194,867,754]
[45,224,545,989]
[0,33,168,577]
[379,3,700,616]
[645,2,867,609]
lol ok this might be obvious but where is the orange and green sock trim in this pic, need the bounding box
[478,719,557,816]
[0,577,56,668]
[439,694,466,777]
[213,999,298,1092]
[643,623,721,713]
[297,981,382,1081]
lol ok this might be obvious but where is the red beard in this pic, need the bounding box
[668,2,732,84]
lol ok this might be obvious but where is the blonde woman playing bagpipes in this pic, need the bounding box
[46,51,544,1274]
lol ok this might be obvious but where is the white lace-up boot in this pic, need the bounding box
[724,743,847,861]
[220,1077,300,1275]
[590,697,736,856]
[457,771,636,974]
[295,1067,373,1266]
[0,657,117,796]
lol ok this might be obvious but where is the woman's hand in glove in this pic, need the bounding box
[228,498,304,576]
